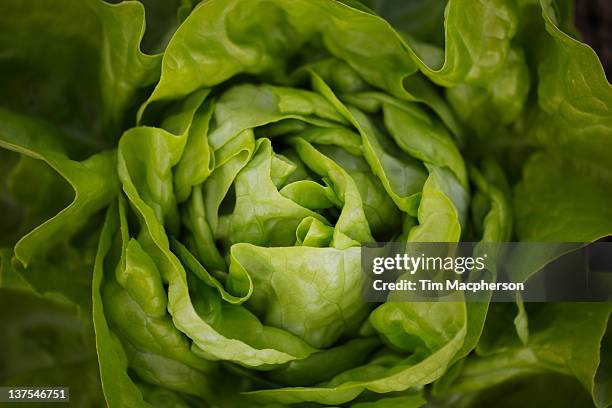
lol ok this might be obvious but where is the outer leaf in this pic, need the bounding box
[0,288,104,406]
[93,203,151,408]
[0,0,161,147]
[0,108,118,306]
[515,153,612,242]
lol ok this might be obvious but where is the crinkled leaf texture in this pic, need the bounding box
[0,0,611,407]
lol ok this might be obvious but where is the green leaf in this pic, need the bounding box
[0,0,161,148]
[0,288,104,406]
[0,108,118,307]
[93,203,151,408]
[515,153,612,242]
[229,244,369,348]
[3,0,612,406]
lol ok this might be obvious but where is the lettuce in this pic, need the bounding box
[0,0,610,406]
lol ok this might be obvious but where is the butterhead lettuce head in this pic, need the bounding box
[0,0,611,407]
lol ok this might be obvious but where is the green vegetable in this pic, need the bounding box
[0,0,610,406]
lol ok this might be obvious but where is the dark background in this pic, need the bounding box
[576,0,612,79]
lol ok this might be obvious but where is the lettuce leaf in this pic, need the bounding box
[1,0,610,407]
